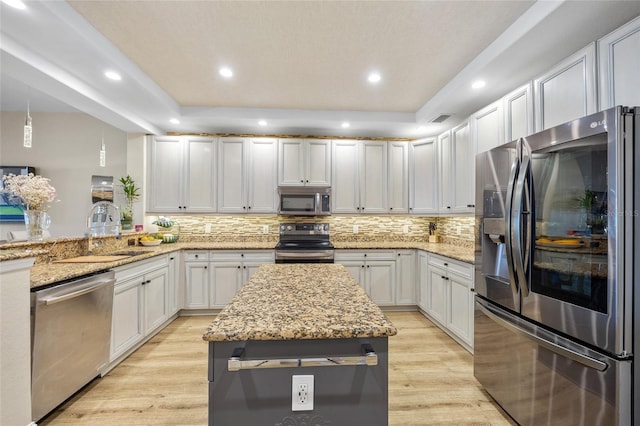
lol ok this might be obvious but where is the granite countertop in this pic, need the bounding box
[333,241,474,263]
[1,239,473,289]
[203,264,397,342]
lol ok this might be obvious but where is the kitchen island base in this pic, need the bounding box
[208,337,389,425]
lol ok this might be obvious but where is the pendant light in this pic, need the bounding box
[99,133,106,167]
[23,100,32,148]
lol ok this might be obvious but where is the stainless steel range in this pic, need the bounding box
[275,223,334,263]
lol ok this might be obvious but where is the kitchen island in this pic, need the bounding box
[203,263,397,425]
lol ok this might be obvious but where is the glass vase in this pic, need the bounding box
[24,210,51,241]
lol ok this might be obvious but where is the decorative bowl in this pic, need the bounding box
[162,234,179,243]
[141,239,162,246]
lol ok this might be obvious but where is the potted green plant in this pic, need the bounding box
[119,175,140,230]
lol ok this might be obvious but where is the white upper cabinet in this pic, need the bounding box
[387,142,409,213]
[148,136,216,213]
[598,16,640,110]
[218,137,278,213]
[409,138,438,215]
[278,139,331,186]
[438,130,452,212]
[533,43,597,131]
[332,140,387,213]
[504,82,534,142]
[472,99,504,154]
[451,122,474,213]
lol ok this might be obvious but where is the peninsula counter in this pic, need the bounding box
[203,264,397,425]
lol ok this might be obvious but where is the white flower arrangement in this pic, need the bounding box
[2,173,57,211]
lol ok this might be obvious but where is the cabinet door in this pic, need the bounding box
[210,263,242,308]
[366,261,395,306]
[428,266,447,325]
[305,139,331,186]
[417,252,429,311]
[247,138,278,213]
[111,277,143,360]
[504,83,534,142]
[184,262,209,309]
[473,101,503,154]
[185,137,216,212]
[534,43,597,131]
[143,267,169,333]
[395,250,415,305]
[388,142,409,213]
[167,253,180,315]
[359,141,387,213]
[332,140,360,213]
[279,139,305,186]
[409,138,438,214]
[148,136,183,212]
[598,16,640,110]
[340,261,366,289]
[451,122,474,213]
[217,138,246,213]
[438,131,452,212]
[447,272,473,347]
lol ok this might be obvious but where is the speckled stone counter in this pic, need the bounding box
[333,241,474,264]
[205,263,394,425]
[203,264,397,342]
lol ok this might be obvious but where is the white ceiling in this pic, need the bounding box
[1,1,640,138]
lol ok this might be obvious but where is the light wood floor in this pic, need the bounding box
[40,312,515,425]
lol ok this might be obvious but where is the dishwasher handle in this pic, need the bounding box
[40,278,115,306]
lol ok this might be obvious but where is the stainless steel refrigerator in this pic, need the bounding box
[474,106,638,425]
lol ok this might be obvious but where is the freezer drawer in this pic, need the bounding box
[474,297,631,426]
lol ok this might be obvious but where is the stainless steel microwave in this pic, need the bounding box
[278,187,331,216]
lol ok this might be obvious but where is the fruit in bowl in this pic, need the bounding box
[140,235,162,246]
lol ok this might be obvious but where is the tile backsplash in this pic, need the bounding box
[146,214,476,244]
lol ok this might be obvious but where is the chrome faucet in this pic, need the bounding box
[86,201,121,254]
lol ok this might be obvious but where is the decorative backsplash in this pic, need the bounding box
[145,214,476,245]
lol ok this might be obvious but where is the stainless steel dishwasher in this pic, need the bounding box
[31,270,115,422]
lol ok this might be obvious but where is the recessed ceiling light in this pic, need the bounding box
[169,118,180,124]
[341,122,350,128]
[104,71,122,81]
[472,80,486,89]
[368,72,381,84]
[2,0,26,10]
[258,120,267,126]
[219,67,233,78]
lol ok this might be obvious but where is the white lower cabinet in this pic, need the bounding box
[395,250,416,305]
[335,250,396,306]
[167,252,180,315]
[418,251,474,352]
[111,256,170,362]
[184,250,274,309]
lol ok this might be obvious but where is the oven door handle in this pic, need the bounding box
[276,251,334,259]
[478,301,608,372]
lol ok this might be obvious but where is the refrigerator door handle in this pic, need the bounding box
[504,156,520,296]
[512,155,531,297]
[477,302,608,372]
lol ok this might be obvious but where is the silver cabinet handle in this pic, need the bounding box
[228,344,377,372]
[477,301,607,372]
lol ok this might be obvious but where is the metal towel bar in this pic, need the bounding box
[228,344,377,372]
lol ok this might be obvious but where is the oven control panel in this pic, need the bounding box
[279,223,329,235]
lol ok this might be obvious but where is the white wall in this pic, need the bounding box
[0,112,129,239]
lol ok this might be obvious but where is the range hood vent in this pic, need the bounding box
[430,114,451,123]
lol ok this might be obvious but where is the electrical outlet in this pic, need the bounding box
[292,375,314,411]
[262,225,269,234]
[456,226,462,235]
[402,224,409,234]
[204,223,212,233]
[353,225,359,234]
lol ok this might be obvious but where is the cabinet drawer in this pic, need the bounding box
[183,251,209,262]
[210,250,274,262]
[114,255,168,282]
[335,250,396,261]
[428,254,473,279]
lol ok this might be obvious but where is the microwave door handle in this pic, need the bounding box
[512,155,531,297]
[505,155,520,297]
